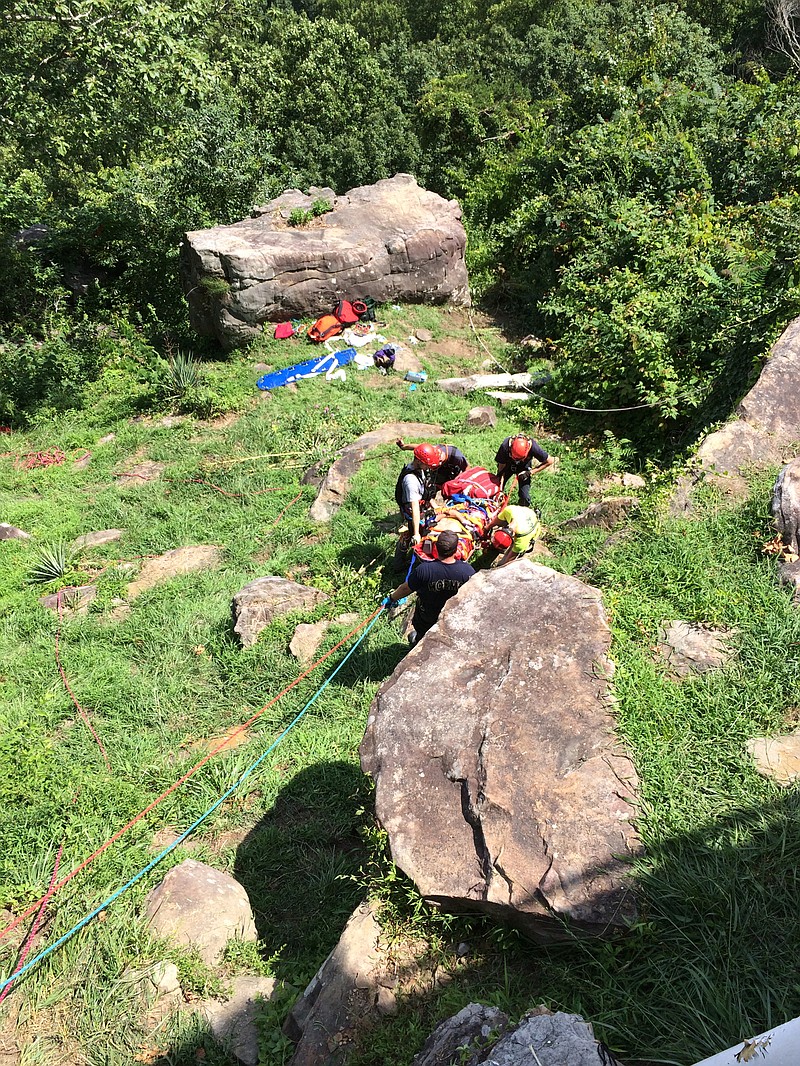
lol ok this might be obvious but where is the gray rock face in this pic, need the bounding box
[466,406,497,428]
[360,562,641,940]
[232,576,329,648]
[0,523,30,541]
[181,174,469,350]
[308,421,442,523]
[656,621,737,679]
[144,858,257,965]
[39,584,97,614]
[436,373,533,397]
[560,497,638,531]
[414,1008,621,1066]
[198,975,277,1066]
[773,459,800,554]
[412,1004,511,1066]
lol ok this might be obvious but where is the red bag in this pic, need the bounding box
[274,322,295,339]
[441,467,504,500]
[308,314,343,343]
[334,299,359,325]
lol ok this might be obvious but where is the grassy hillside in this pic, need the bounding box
[1,306,799,1066]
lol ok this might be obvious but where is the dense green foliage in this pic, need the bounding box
[3,0,800,441]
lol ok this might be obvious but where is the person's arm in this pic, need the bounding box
[495,547,520,568]
[410,499,422,543]
[531,455,555,476]
[389,580,413,603]
[496,462,509,484]
[395,438,415,452]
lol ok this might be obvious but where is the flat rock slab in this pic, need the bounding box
[437,373,533,397]
[0,523,30,541]
[144,858,257,965]
[466,406,497,428]
[657,621,737,679]
[39,584,97,615]
[309,421,442,523]
[127,545,222,598]
[560,497,638,531]
[360,562,640,940]
[116,460,166,485]
[182,174,469,350]
[290,620,332,663]
[232,576,329,648]
[588,473,646,495]
[198,975,277,1066]
[747,731,800,786]
[72,528,125,551]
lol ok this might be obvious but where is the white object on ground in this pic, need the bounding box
[326,367,347,382]
[693,1015,800,1066]
[353,352,375,370]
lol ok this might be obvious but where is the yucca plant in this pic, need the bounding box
[28,540,74,584]
[165,349,201,400]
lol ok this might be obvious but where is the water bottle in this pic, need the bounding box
[404,371,428,384]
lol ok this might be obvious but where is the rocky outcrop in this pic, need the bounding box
[656,621,737,680]
[413,1007,621,1066]
[308,421,442,523]
[72,528,125,551]
[144,859,257,965]
[232,576,329,648]
[670,317,800,513]
[560,497,638,531]
[466,406,497,428]
[181,174,469,350]
[360,562,640,941]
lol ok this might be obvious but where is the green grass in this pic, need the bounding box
[1,308,798,1066]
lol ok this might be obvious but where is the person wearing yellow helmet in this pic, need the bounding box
[495,433,555,507]
[487,504,542,567]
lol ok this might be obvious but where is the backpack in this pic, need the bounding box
[441,466,503,501]
[334,299,360,325]
[274,322,295,339]
[308,314,343,343]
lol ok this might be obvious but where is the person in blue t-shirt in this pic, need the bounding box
[387,529,475,645]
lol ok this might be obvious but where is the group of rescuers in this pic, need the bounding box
[387,433,555,646]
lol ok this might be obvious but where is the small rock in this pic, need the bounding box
[144,858,257,966]
[117,460,166,485]
[334,613,360,625]
[657,620,737,679]
[197,975,277,1066]
[747,731,800,785]
[39,585,97,614]
[253,363,272,375]
[0,523,30,541]
[415,328,433,342]
[456,942,470,958]
[72,528,125,551]
[375,986,397,1016]
[466,406,497,429]
[560,497,638,531]
[127,545,222,598]
[290,620,332,663]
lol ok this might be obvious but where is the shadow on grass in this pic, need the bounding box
[157,777,800,1066]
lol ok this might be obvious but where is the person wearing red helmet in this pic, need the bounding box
[487,504,542,567]
[387,529,475,645]
[395,438,468,487]
[495,433,555,507]
[393,445,441,566]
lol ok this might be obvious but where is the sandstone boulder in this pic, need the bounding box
[773,459,800,555]
[181,174,469,350]
[308,421,442,523]
[466,406,497,428]
[39,584,97,615]
[198,975,278,1066]
[72,528,125,551]
[127,545,222,598]
[747,730,800,786]
[289,620,332,663]
[144,858,257,965]
[232,576,329,648]
[360,562,640,940]
[560,497,638,531]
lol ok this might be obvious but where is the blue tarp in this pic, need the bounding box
[256,348,357,390]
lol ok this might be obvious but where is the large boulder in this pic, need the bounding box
[360,562,641,941]
[308,421,442,523]
[181,174,469,350]
[773,458,800,555]
[232,576,329,648]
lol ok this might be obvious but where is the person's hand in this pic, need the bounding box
[395,438,405,449]
[412,533,421,545]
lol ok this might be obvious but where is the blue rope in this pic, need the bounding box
[0,608,386,994]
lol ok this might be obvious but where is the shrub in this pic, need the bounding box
[288,207,313,227]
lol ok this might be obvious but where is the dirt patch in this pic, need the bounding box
[200,412,240,431]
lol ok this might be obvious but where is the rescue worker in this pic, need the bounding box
[487,504,542,567]
[387,529,475,645]
[495,433,554,507]
[393,443,442,569]
[395,438,468,487]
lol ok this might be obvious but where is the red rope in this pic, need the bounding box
[0,845,63,1005]
[265,489,304,531]
[0,608,381,944]
[55,592,111,771]
[21,449,66,469]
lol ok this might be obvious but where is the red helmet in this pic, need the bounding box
[413,443,443,468]
[491,528,513,550]
[510,435,531,462]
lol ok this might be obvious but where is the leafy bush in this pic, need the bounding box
[288,207,313,227]
[310,198,333,216]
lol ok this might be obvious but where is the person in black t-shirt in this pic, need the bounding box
[495,433,555,507]
[387,530,475,645]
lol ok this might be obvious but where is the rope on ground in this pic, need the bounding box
[0,605,387,995]
[112,472,284,498]
[56,591,111,771]
[0,845,63,1005]
[467,311,678,414]
[0,607,381,947]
